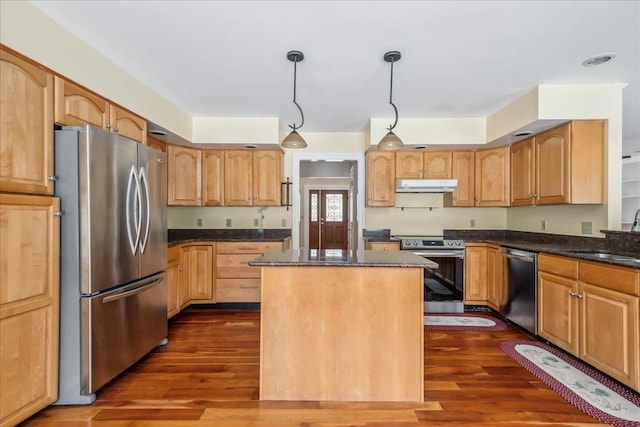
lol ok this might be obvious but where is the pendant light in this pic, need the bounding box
[377,51,404,150]
[281,50,307,149]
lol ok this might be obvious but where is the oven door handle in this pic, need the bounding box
[410,251,464,257]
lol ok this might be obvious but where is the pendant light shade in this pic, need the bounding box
[377,51,404,151]
[282,50,307,149]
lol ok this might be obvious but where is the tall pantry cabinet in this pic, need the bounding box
[0,48,60,427]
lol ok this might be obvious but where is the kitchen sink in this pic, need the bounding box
[562,249,640,265]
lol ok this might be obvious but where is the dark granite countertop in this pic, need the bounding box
[249,249,438,268]
[168,228,291,245]
[443,229,640,269]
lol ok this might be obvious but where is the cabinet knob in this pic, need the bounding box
[53,211,63,217]
[197,196,201,200]
[113,127,119,133]
[178,267,183,272]
[569,291,578,297]
[105,124,111,129]
[48,176,58,182]
[576,293,584,299]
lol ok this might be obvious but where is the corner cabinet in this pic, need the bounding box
[0,194,60,427]
[54,76,147,144]
[538,254,639,391]
[0,49,54,196]
[366,151,395,207]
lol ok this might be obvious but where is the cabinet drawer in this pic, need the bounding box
[216,254,261,278]
[216,241,282,254]
[538,253,578,279]
[216,279,260,302]
[579,261,640,296]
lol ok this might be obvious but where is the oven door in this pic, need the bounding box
[412,250,464,313]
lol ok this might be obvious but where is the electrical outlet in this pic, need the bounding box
[196,218,203,227]
[470,219,476,228]
[581,221,593,234]
[281,218,287,227]
[226,218,232,227]
[541,220,547,231]
[254,218,259,226]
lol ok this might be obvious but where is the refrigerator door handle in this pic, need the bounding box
[138,166,151,254]
[125,165,137,255]
[101,277,162,304]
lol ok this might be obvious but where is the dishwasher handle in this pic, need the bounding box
[502,248,536,263]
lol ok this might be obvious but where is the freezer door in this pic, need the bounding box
[81,273,168,393]
[81,126,139,293]
[137,144,167,278]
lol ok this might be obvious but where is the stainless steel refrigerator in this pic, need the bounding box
[54,125,168,404]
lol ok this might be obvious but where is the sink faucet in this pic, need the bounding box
[633,208,640,232]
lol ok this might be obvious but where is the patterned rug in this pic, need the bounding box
[424,313,507,331]
[501,339,640,427]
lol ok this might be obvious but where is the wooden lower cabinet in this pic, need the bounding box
[464,243,504,308]
[216,241,284,302]
[366,241,400,251]
[167,245,182,318]
[181,244,215,304]
[538,254,640,391]
[485,245,504,310]
[0,194,60,427]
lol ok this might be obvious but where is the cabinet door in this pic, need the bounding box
[53,76,110,129]
[537,271,579,355]
[168,145,202,206]
[536,123,570,205]
[146,135,167,153]
[178,247,191,308]
[253,150,282,206]
[224,150,253,206]
[366,151,395,207]
[0,49,54,195]
[464,246,487,304]
[202,150,224,206]
[109,105,147,144]
[167,246,181,318]
[395,152,423,178]
[475,146,510,207]
[485,246,503,310]
[445,151,475,207]
[424,151,452,178]
[510,138,535,206]
[579,283,639,389]
[187,245,214,301]
[0,194,59,427]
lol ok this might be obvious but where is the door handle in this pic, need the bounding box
[139,166,151,254]
[125,165,137,255]
[102,277,162,303]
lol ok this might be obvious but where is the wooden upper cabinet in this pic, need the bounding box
[224,150,253,206]
[54,76,109,129]
[395,152,423,178]
[253,150,282,206]
[0,49,54,195]
[510,138,535,206]
[396,151,451,179]
[109,105,147,144]
[167,145,202,206]
[202,150,224,206]
[475,146,510,207]
[366,151,395,207]
[146,135,167,153]
[536,121,604,205]
[54,76,147,144]
[444,151,475,207]
[424,151,452,178]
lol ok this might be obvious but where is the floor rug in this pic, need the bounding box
[501,339,640,427]
[424,313,507,331]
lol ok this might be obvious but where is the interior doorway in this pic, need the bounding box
[292,153,365,251]
[308,189,349,250]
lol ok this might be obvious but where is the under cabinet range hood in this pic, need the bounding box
[395,179,458,193]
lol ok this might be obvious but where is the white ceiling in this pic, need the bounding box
[31,0,640,154]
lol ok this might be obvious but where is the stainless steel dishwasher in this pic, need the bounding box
[501,248,537,334]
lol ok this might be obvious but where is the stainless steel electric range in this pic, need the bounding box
[393,235,465,313]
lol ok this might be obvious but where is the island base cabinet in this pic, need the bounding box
[260,266,424,402]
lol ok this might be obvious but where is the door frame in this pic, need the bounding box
[292,153,365,251]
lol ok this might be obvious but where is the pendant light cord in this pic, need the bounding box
[290,58,305,131]
[388,60,398,132]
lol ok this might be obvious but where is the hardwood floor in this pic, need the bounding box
[20,309,610,426]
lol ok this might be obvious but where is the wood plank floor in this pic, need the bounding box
[20,308,611,426]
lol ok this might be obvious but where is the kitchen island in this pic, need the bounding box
[250,249,436,402]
